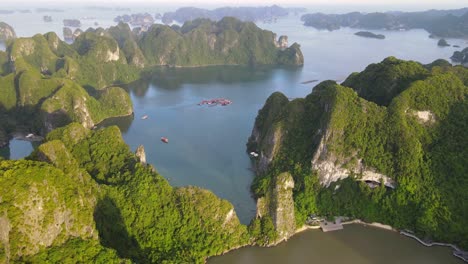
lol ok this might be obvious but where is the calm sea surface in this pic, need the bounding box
[1,7,466,263]
[209,224,463,264]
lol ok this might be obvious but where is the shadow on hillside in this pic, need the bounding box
[94,196,145,262]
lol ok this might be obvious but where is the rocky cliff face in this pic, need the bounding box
[248,92,289,174]
[135,145,146,165]
[138,17,304,67]
[0,157,98,262]
[273,35,288,50]
[312,133,395,188]
[256,172,296,244]
[248,57,468,249]
[0,22,16,41]
[451,47,468,65]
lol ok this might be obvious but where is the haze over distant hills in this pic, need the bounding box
[301,7,468,38]
[161,5,306,24]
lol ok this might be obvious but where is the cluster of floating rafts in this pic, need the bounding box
[198,98,232,106]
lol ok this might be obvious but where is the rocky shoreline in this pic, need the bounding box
[206,218,467,263]
[400,231,468,263]
[296,218,467,263]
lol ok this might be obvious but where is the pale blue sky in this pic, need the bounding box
[6,0,468,13]
[9,0,468,4]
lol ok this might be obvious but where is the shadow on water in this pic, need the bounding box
[0,104,54,159]
[94,196,144,262]
[0,145,10,159]
[96,114,134,133]
[128,65,303,97]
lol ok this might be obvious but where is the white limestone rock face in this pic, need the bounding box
[0,22,16,41]
[273,34,288,50]
[415,110,436,124]
[135,145,147,165]
[106,47,120,62]
[312,133,395,188]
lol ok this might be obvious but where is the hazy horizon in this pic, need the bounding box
[2,1,467,13]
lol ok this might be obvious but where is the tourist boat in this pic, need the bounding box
[161,137,169,143]
[26,133,34,138]
[141,115,148,120]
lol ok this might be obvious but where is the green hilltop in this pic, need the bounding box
[0,18,303,147]
[248,57,468,248]
[1,123,249,263]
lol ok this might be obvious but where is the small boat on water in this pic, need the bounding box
[141,115,149,120]
[26,133,34,139]
[250,152,259,157]
[161,137,169,143]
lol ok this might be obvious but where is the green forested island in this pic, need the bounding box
[354,31,385,39]
[0,123,248,263]
[2,56,465,263]
[301,8,468,38]
[248,57,468,249]
[452,47,468,64]
[0,18,303,147]
[161,5,296,24]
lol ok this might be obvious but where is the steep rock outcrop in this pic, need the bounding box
[451,47,468,65]
[135,145,146,165]
[0,159,98,262]
[256,172,296,244]
[274,35,288,49]
[138,17,304,66]
[248,57,468,249]
[248,92,289,173]
[312,133,395,188]
[0,22,16,41]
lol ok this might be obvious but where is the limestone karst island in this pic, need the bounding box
[0,1,467,264]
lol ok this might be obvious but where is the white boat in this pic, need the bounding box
[26,133,34,138]
[250,152,259,157]
[141,115,149,120]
